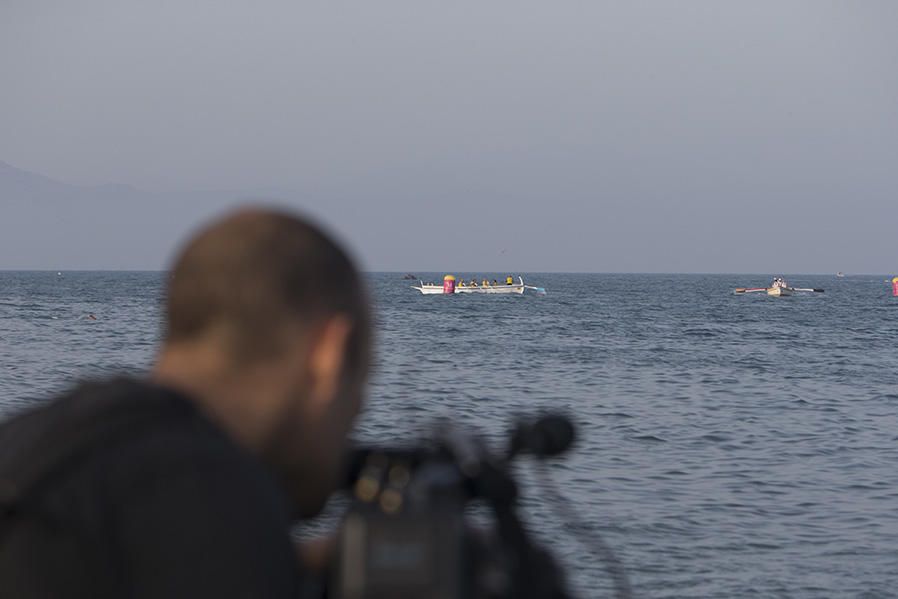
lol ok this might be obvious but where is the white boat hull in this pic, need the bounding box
[412,277,526,295]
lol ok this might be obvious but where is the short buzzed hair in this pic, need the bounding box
[164,208,369,373]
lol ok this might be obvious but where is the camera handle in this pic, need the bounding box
[473,459,571,599]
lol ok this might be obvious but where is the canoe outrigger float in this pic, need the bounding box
[735,277,824,297]
[412,275,545,295]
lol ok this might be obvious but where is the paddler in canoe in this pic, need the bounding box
[734,277,824,295]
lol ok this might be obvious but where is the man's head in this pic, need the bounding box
[155,207,370,517]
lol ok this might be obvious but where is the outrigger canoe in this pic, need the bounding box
[413,276,532,295]
[735,278,823,296]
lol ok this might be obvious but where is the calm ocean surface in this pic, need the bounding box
[2,271,897,597]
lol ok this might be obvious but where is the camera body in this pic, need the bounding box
[330,417,575,599]
[332,454,469,599]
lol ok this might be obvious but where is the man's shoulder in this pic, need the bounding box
[0,378,287,517]
[0,380,303,597]
[0,377,198,455]
[0,377,213,469]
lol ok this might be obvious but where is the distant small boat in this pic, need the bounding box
[734,277,823,297]
[837,272,845,278]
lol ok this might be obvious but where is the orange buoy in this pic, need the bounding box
[443,274,456,295]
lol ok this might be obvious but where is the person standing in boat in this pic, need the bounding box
[482,279,489,287]
[506,276,514,285]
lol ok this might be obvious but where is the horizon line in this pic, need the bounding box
[0,269,892,277]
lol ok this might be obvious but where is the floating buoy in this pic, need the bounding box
[442,274,456,295]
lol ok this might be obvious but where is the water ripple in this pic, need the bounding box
[2,272,898,597]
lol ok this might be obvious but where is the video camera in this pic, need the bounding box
[329,414,602,599]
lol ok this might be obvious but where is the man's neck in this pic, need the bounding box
[152,343,279,455]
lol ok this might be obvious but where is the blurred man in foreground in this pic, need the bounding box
[0,208,370,598]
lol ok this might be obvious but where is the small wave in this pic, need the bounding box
[682,328,718,338]
[599,412,634,418]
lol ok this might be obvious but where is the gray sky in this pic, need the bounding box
[2,1,897,273]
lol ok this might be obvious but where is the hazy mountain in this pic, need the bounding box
[0,161,239,270]
[0,161,404,272]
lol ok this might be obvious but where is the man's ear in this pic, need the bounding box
[305,315,353,409]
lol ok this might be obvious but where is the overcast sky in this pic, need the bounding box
[2,1,897,273]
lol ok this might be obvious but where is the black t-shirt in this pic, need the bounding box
[0,378,306,598]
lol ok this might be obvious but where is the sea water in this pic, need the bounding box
[1,271,897,597]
